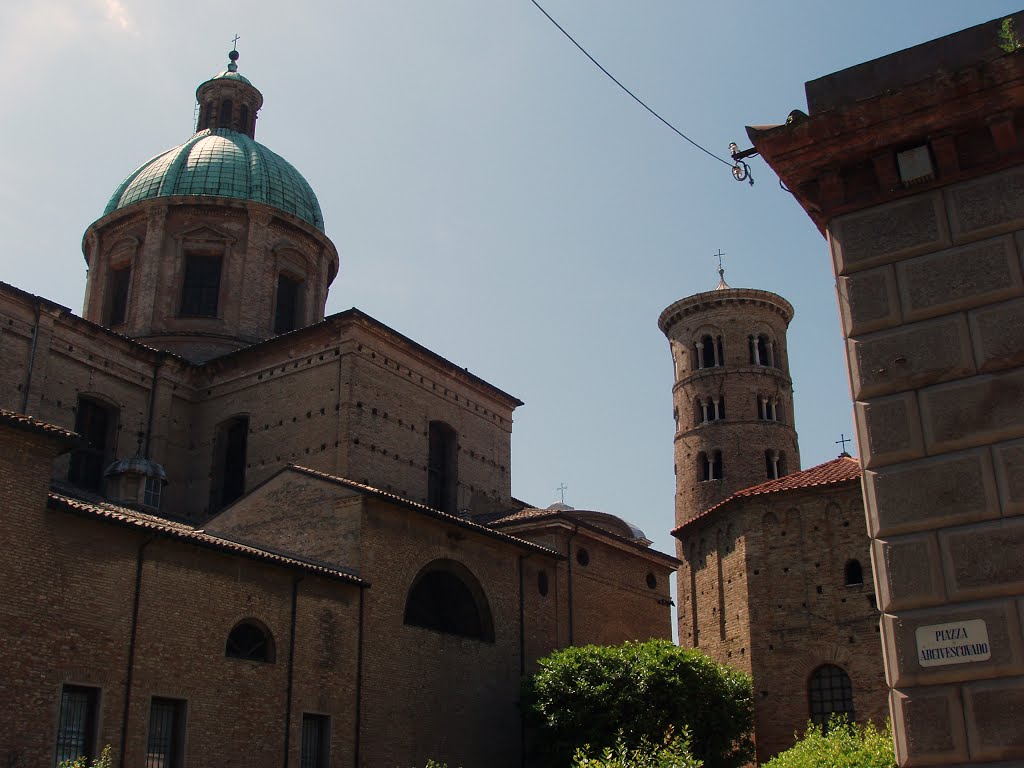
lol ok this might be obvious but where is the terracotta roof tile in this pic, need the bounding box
[47,491,365,586]
[0,408,82,444]
[672,456,862,537]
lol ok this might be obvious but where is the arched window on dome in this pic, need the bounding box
[239,104,250,135]
[203,100,214,129]
[808,664,854,727]
[274,273,304,334]
[403,560,494,642]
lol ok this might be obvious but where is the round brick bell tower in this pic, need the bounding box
[658,268,800,527]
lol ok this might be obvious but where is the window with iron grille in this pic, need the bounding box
[54,685,98,766]
[146,698,185,768]
[300,714,330,768]
[808,664,854,726]
[179,253,222,317]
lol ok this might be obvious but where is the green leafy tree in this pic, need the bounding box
[572,727,702,768]
[763,717,896,768]
[522,639,753,768]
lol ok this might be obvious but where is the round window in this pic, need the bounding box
[576,548,590,566]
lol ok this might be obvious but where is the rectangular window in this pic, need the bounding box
[144,476,162,509]
[274,274,302,334]
[55,685,99,766]
[107,266,131,326]
[300,714,329,768]
[179,253,222,317]
[146,697,186,768]
[68,397,117,492]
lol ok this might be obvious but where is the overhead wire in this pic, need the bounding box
[528,0,735,168]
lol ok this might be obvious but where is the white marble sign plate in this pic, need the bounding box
[916,619,990,668]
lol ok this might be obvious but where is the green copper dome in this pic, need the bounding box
[103,129,325,231]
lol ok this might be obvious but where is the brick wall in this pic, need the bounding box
[677,480,889,762]
[0,421,362,768]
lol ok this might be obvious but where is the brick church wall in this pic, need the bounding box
[0,420,363,768]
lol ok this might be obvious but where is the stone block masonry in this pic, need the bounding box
[749,14,1024,766]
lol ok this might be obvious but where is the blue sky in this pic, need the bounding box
[1,1,1018,578]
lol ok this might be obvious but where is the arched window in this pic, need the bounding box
[844,559,864,586]
[716,336,724,366]
[225,620,275,662]
[403,560,493,642]
[219,98,233,128]
[204,101,214,128]
[700,335,716,368]
[716,397,725,420]
[239,103,250,134]
[68,395,119,491]
[698,451,723,481]
[808,664,854,726]
[427,421,458,513]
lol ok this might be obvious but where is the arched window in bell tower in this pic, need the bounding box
[239,104,250,135]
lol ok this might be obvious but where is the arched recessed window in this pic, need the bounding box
[274,273,304,334]
[700,335,716,368]
[576,548,590,566]
[700,450,723,481]
[427,421,458,513]
[808,664,854,726]
[537,570,549,597]
[403,560,493,642]
[225,620,275,662]
[844,559,864,586]
[239,103,250,135]
[204,101,214,128]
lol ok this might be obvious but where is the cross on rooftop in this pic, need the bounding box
[556,483,568,503]
[714,249,725,270]
[836,433,852,455]
[231,34,240,50]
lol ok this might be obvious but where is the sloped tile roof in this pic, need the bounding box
[0,408,82,445]
[47,491,365,586]
[672,456,862,537]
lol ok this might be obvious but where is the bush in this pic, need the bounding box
[522,639,753,768]
[59,745,112,768]
[572,728,702,768]
[763,717,895,768]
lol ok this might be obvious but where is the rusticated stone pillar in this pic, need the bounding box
[750,14,1024,766]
